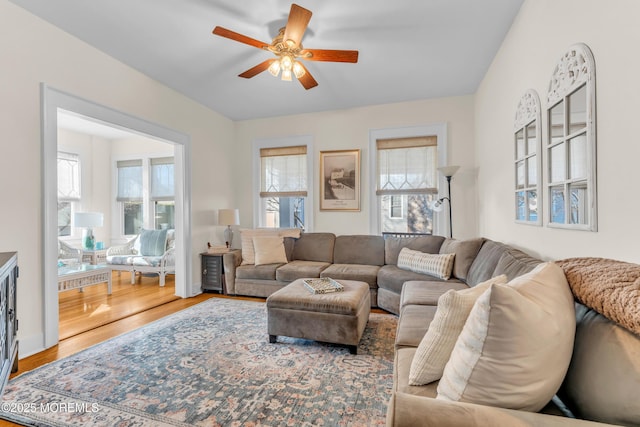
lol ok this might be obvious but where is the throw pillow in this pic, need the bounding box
[139,229,169,256]
[408,274,508,385]
[436,262,576,412]
[439,238,484,281]
[253,236,288,266]
[397,247,455,280]
[240,228,301,265]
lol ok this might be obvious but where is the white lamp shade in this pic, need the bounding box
[218,209,240,226]
[73,212,104,228]
[438,165,460,178]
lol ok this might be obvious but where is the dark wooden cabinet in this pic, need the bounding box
[0,252,18,395]
[201,252,226,293]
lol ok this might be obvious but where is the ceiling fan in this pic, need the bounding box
[212,3,359,90]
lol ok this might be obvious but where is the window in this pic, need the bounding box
[57,151,81,236]
[546,44,596,231]
[259,145,307,229]
[389,195,403,219]
[151,157,175,230]
[117,159,143,235]
[376,136,438,234]
[514,90,542,225]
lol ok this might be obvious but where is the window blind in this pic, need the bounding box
[150,157,174,201]
[57,151,81,201]
[260,146,307,198]
[376,136,438,196]
[117,159,143,201]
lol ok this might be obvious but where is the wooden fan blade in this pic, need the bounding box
[301,49,359,63]
[297,63,318,90]
[212,26,269,49]
[239,59,275,78]
[282,4,312,48]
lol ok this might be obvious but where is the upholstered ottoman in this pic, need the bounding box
[266,279,371,354]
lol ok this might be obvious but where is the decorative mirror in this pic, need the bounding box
[514,89,542,225]
[546,43,597,231]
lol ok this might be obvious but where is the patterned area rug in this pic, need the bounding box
[1,298,397,426]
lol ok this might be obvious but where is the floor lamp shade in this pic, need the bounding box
[74,212,104,250]
[219,209,240,248]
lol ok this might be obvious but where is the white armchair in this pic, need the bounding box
[58,240,82,266]
[106,229,175,286]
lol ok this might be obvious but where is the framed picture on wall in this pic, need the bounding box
[319,149,360,211]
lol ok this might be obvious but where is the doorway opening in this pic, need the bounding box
[42,84,192,349]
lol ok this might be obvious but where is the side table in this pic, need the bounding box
[82,249,108,265]
[201,250,238,294]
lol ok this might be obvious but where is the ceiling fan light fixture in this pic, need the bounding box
[293,61,305,79]
[268,60,281,77]
[281,68,293,81]
[281,55,293,71]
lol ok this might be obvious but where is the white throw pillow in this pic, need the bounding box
[253,236,288,266]
[437,262,576,412]
[397,247,456,280]
[408,274,508,385]
[239,228,301,265]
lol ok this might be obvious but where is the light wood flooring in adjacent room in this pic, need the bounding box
[58,271,181,339]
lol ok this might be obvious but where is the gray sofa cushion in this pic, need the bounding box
[493,248,541,280]
[384,235,445,265]
[321,264,381,288]
[395,304,438,348]
[559,303,640,426]
[292,233,335,263]
[439,238,485,281]
[236,263,282,281]
[333,235,385,265]
[275,260,331,282]
[400,280,469,309]
[466,240,510,286]
[378,265,448,295]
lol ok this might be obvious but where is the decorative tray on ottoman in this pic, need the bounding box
[303,278,344,294]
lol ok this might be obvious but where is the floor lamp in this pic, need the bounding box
[432,166,460,238]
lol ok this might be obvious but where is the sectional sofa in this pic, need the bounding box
[224,231,485,314]
[224,231,640,426]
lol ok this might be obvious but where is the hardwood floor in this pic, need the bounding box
[58,271,181,339]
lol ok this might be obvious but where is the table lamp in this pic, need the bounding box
[218,209,240,248]
[74,212,104,250]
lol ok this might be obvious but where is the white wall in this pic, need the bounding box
[58,128,112,247]
[475,0,640,261]
[235,96,477,239]
[0,1,235,356]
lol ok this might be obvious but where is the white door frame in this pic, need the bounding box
[41,84,192,349]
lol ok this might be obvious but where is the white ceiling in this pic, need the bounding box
[11,0,524,121]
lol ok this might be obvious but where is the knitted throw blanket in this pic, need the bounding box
[556,257,640,336]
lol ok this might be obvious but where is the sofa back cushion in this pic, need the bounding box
[493,247,541,281]
[292,232,336,263]
[465,240,507,286]
[384,235,445,266]
[466,240,541,287]
[333,235,384,265]
[558,303,640,426]
[439,238,484,281]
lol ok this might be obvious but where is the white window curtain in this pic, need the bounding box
[116,159,143,202]
[376,136,438,195]
[260,146,307,198]
[57,151,81,200]
[150,157,174,201]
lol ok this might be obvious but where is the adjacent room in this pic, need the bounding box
[1,0,638,426]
